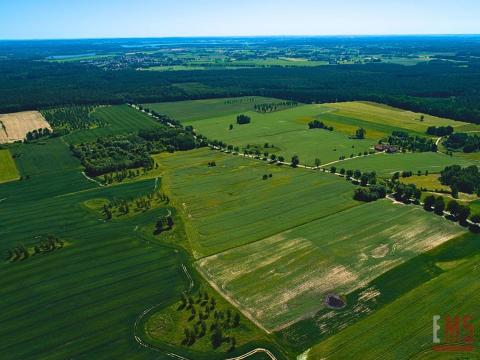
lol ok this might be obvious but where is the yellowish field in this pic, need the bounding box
[400,174,449,191]
[0,111,51,143]
[0,149,20,183]
[321,101,479,134]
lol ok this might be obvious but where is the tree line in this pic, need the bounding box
[426,125,454,137]
[308,120,333,131]
[444,133,480,153]
[254,101,298,113]
[6,235,64,263]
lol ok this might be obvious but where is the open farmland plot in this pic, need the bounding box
[143,96,279,122]
[0,111,51,143]
[341,152,479,176]
[179,105,375,165]
[64,104,161,144]
[197,200,465,332]
[307,241,480,359]
[157,148,360,258]
[0,149,20,183]
[320,101,480,135]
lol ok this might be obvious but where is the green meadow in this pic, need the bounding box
[0,149,20,183]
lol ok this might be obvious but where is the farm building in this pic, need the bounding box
[374,144,398,153]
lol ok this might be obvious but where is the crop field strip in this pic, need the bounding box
[157,148,360,258]
[197,200,465,332]
[0,149,20,183]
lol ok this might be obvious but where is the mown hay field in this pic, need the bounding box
[0,149,20,183]
[156,148,360,258]
[197,200,465,332]
[0,111,51,143]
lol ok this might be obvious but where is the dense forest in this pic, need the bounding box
[1,59,480,124]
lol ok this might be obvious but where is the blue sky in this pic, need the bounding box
[0,0,479,39]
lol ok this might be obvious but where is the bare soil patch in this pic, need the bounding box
[0,111,51,143]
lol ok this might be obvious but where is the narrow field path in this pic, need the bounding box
[226,348,277,360]
[81,171,104,187]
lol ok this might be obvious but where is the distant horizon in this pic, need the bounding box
[2,33,480,42]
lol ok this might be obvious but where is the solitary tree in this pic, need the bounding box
[434,197,446,215]
[355,128,366,139]
[314,158,321,169]
[291,155,300,168]
[423,195,436,211]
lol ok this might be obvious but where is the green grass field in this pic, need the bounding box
[64,105,161,144]
[197,200,465,332]
[156,148,360,258]
[0,149,20,183]
[340,152,478,176]
[308,239,480,359]
[180,105,375,165]
[143,96,278,122]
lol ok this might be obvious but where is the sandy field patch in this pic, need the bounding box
[0,111,51,143]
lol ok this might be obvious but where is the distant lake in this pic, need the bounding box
[47,53,96,59]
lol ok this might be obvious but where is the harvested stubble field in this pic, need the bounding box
[0,111,51,143]
[197,200,465,332]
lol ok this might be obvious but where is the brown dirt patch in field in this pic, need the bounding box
[0,111,51,143]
